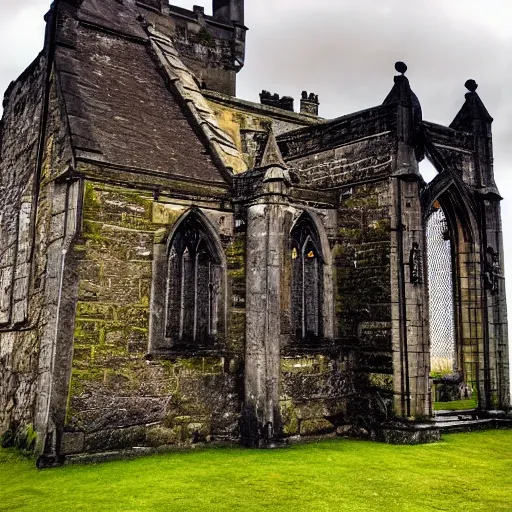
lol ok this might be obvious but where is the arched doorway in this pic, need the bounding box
[426,202,457,377]
[422,176,480,412]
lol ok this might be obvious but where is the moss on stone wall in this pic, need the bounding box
[206,101,278,171]
[279,354,350,437]
[66,181,240,454]
[336,181,392,336]
[334,180,394,426]
[225,237,246,349]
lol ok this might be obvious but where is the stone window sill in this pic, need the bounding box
[146,346,228,360]
[282,339,338,356]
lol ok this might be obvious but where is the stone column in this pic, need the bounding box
[481,197,510,409]
[34,180,81,466]
[450,80,510,409]
[385,64,430,419]
[241,162,290,447]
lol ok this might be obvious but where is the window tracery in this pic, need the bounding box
[165,215,221,345]
[291,215,323,341]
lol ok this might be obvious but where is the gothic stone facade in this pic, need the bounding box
[0,0,509,463]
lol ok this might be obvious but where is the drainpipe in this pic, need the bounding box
[42,247,67,453]
[37,179,78,468]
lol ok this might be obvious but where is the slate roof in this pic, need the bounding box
[54,0,228,184]
[148,26,248,174]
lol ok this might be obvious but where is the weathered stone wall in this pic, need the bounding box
[0,55,45,327]
[64,178,362,451]
[276,117,398,428]
[336,183,392,338]
[139,3,244,96]
[288,131,396,190]
[336,182,395,422]
[63,181,244,454]
[280,354,353,437]
[0,62,79,447]
[0,56,44,437]
[278,105,396,171]
[274,186,394,436]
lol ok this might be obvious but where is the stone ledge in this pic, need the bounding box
[380,426,441,445]
[63,440,239,466]
[46,417,512,467]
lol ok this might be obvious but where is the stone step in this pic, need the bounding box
[435,415,478,424]
[433,418,512,433]
[379,415,512,445]
[434,409,478,418]
[496,418,512,427]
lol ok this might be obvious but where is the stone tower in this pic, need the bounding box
[213,0,244,24]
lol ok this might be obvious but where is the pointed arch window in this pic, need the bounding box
[291,215,323,341]
[426,203,456,374]
[165,215,221,346]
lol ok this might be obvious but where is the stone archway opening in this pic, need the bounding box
[426,202,456,374]
[425,200,478,411]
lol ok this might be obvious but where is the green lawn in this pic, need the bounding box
[1,431,511,512]
[434,399,478,411]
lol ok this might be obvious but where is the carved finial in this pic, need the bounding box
[395,61,408,75]
[465,79,478,93]
[260,128,287,170]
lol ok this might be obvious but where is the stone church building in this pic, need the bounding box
[0,0,509,464]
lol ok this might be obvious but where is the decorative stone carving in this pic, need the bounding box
[484,247,501,294]
[409,242,422,285]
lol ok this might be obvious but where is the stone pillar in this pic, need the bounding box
[243,203,283,446]
[481,195,509,410]
[300,92,319,116]
[241,151,291,446]
[450,80,510,409]
[385,63,430,419]
[34,180,81,465]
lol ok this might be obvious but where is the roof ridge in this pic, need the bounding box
[148,25,248,175]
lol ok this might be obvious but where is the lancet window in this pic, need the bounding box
[291,215,323,341]
[426,202,456,374]
[166,215,221,345]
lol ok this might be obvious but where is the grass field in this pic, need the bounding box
[1,430,511,512]
[433,399,478,411]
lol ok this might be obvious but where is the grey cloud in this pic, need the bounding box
[242,1,508,119]
[238,0,512,190]
[0,1,49,106]
[0,0,48,10]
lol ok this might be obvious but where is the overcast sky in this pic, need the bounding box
[1,0,512,378]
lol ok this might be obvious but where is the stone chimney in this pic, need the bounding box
[260,90,295,112]
[300,91,319,116]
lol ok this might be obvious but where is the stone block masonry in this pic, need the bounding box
[0,0,509,464]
